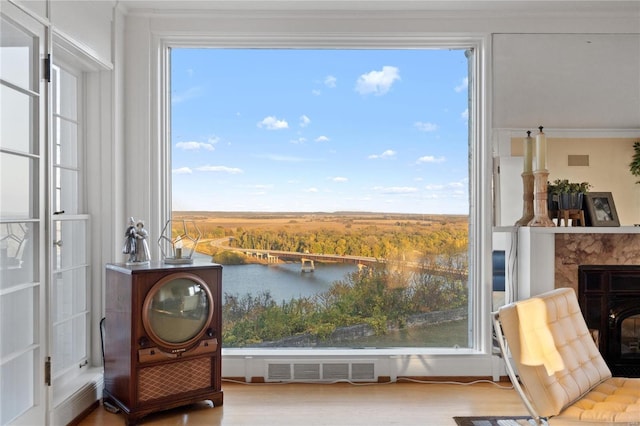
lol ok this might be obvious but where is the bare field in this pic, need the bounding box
[172,211,469,233]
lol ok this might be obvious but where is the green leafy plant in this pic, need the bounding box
[547,179,591,210]
[630,141,640,184]
[548,179,591,195]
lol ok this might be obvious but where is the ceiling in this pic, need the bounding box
[117,0,640,15]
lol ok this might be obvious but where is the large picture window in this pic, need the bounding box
[170,47,477,351]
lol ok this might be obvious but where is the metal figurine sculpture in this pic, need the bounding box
[123,217,138,263]
[123,217,150,264]
[134,220,150,263]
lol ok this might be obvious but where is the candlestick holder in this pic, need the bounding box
[528,170,555,227]
[515,171,535,226]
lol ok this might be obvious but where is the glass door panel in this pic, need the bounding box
[52,268,88,322]
[53,167,80,215]
[0,16,34,87]
[52,220,86,271]
[0,348,35,425]
[51,65,77,119]
[0,84,34,153]
[51,267,88,377]
[53,116,78,168]
[0,222,37,287]
[0,153,37,219]
[0,3,46,425]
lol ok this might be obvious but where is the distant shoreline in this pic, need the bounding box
[173,211,469,219]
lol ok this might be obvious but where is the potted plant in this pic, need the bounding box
[630,141,640,184]
[548,179,591,210]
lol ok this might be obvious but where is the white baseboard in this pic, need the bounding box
[50,369,103,425]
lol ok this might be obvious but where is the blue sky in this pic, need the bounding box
[171,48,469,214]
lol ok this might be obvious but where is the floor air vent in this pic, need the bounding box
[266,360,376,382]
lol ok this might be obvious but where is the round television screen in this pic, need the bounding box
[143,273,212,348]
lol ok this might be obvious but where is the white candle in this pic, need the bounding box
[175,237,183,259]
[535,126,547,171]
[523,131,533,173]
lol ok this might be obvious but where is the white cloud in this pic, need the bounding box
[416,155,446,164]
[172,86,203,104]
[368,149,396,159]
[175,141,216,151]
[425,180,466,191]
[252,184,274,190]
[263,154,305,162]
[331,177,348,182]
[372,186,418,194]
[300,115,311,127]
[305,187,319,193]
[290,137,307,144]
[454,77,468,93]
[258,116,289,130]
[315,136,330,142]
[324,75,337,88]
[172,167,192,174]
[195,165,244,174]
[424,184,445,190]
[312,89,321,96]
[414,121,439,132]
[355,66,400,96]
[461,108,469,120]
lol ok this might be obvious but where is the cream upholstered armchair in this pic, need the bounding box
[492,287,640,425]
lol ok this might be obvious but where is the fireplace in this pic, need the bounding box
[578,265,640,377]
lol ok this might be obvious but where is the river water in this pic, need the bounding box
[220,262,357,302]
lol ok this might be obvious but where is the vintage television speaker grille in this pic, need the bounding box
[138,357,211,401]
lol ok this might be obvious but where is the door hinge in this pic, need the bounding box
[44,54,51,83]
[45,356,51,386]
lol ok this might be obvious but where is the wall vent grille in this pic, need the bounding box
[267,363,292,381]
[265,360,376,382]
[352,363,375,381]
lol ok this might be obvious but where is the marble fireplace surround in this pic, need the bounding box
[555,233,640,292]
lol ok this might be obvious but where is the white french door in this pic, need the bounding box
[0,2,48,425]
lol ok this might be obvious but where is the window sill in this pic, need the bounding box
[52,367,103,409]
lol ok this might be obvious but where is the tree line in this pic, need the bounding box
[229,226,468,260]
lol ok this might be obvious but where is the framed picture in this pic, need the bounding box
[584,192,620,227]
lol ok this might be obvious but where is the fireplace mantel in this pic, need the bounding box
[514,226,640,299]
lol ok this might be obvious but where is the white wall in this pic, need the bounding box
[50,1,114,67]
[492,33,640,129]
[11,0,115,67]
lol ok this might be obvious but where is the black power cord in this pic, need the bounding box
[99,317,106,367]
[99,317,121,414]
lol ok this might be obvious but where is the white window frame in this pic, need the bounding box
[155,34,492,378]
[49,56,92,393]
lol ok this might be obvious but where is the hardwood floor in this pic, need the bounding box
[77,379,528,425]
